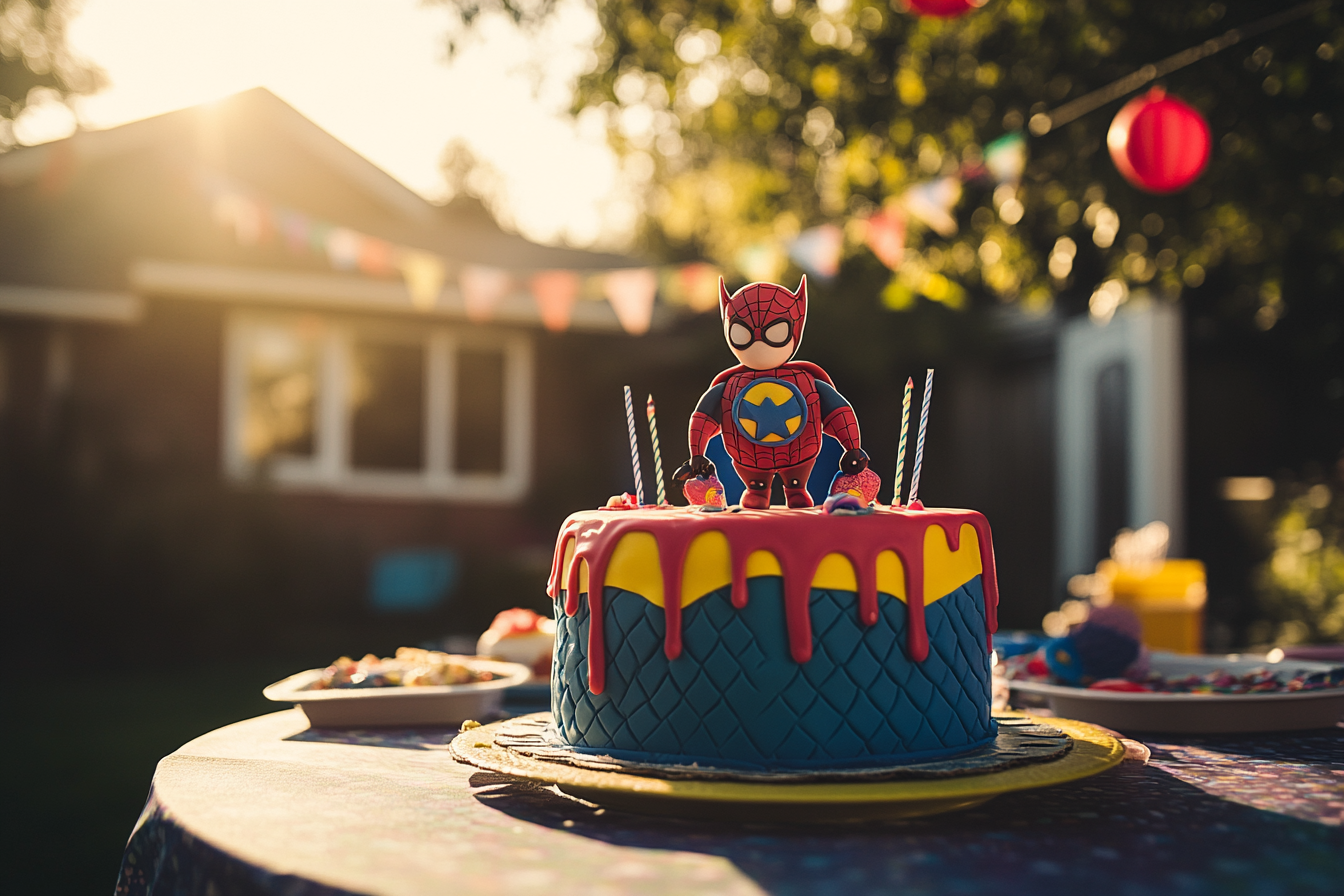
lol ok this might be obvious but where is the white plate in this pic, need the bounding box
[1009,652,1344,734]
[263,657,531,727]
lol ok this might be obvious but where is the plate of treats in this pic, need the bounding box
[1005,626,1344,734]
[264,648,530,727]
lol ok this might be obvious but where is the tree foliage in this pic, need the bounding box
[1250,474,1344,645]
[0,0,103,149]
[456,0,1343,332]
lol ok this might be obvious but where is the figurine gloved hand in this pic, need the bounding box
[673,455,716,482]
[839,448,869,476]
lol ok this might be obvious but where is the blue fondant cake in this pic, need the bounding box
[546,506,1001,768]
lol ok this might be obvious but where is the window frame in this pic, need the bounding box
[222,311,533,503]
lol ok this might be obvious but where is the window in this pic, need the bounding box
[350,338,425,471]
[224,313,532,502]
[454,348,505,474]
[239,321,321,463]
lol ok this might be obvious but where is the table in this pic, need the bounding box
[117,709,1342,896]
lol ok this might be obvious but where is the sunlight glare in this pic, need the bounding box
[59,0,626,247]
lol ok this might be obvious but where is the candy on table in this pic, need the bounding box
[603,492,641,510]
[1004,646,1344,694]
[1042,604,1145,686]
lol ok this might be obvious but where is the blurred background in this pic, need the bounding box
[2,0,1341,889]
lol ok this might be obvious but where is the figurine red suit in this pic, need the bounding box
[673,276,868,509]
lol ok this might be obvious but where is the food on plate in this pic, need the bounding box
[476,608,556,679]
[309,647,495,690]
[1002,602,1344,694]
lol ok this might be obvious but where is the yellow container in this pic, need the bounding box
[1095,558,1207,654]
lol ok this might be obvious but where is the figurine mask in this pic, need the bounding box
[719,276,808,370]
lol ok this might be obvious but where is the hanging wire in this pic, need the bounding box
[1030,0,1333,136]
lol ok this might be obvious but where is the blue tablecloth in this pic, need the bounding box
[117,709,1342,896]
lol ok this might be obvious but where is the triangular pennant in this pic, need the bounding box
[865,207,907,270]
[984,132,1027,185]
[357,237,394,277]
[325,227,362,271]
[603,268,657,335]
[459,265,513,322]
[398,250,447,310]
[901,177,962,237]
[278,210,311,254]
[787,224,844,280]
[213,192,265,246]
[529,269,580,331]
[735,242,786,283]
[678,263,723,313]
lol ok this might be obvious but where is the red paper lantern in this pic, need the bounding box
[1107,88,1212,194]
[907,0,981,17]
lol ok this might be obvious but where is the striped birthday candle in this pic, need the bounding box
[623,385,645,506]
[908,368,934,507]
[646,394,666,506]
[893,376,913,507]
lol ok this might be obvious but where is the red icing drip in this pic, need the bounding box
[545,506,1000,694]
[730,544,750,609]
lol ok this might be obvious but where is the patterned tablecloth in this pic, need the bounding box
[117,708,1342,896]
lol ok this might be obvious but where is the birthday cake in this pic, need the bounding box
[548,505,999,767]
[546,277,999,768]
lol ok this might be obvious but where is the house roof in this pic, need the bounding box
[0,88,652,329]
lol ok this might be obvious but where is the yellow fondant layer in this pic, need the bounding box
[560,523,982,609]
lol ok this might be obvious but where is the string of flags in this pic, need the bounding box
[197,169,695,335]
[197,130,1024,331]
[769,133,1025,287]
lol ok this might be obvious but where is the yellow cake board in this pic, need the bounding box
[451,713,1124,823]
[560,522,984,609]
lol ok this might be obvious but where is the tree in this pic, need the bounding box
[445,3,1340,322]
[0,0,104,150]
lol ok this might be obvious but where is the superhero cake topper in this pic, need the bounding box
[673,276,875,509]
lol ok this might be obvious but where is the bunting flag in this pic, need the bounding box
[459,265,513,322]
[198,160,988,334]
[983,131,1027,185]
[902,177,963,237]
[604,268,658,335]
[398,250,448,310]
[680,262,723,312]
[212,192,264,245]
[659,262,723,313]
[865,207,907,270]
[324,227,362,271]
[530,269,581,332]
[277,209,311,253]
[735,242,787,284]
[787,224,844,280]
[357,236,395,277]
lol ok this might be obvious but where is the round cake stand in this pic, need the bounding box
[449,714,1125,823]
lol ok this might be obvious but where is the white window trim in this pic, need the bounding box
[223,311,533,503]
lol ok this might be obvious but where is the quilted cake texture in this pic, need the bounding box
[552,577,995,767]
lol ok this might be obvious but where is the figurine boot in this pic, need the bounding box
[733,464,772,509]
[782,460,816,509]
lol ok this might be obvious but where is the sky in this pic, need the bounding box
[16,0,633,248]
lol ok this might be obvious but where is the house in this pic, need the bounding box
[0,89,666,646]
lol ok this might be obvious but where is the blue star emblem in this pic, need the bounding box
[731,379,808,446]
